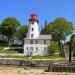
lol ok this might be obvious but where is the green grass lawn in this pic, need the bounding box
[0,54,63,60]
[0,47,20,54]
[0,55,28,59]
[32,54,63,59]
[0,47,63,60]
[0,49,19,54]
[0,49,18,54]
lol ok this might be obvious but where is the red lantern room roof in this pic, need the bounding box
[29,13,39,23]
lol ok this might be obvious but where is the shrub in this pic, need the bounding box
[48,41,59,56]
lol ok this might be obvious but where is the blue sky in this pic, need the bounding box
[0,0,75,41]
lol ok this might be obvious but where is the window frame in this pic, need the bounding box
[36,47,38,50]
[26,47,28,50]
[44,40,46,44]
[44,47,46,51]
[30,40,33,44]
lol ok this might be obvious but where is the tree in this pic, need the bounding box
[15,25,28,40]
[1,17,20,46]
[48,18,74,41]
[70,34,75,45]
[47,17,74,56]
[40,20,50,35]
[68,34,75,62]
[70,34,75,60]
[48,40,59,56]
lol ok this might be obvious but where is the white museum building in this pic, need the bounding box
[24,13,51,56]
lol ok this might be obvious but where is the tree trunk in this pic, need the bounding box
[69,43,71,63]
[8,36,12,47]
[58,39,62,56]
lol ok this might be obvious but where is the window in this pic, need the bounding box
[32,28,34,31]
[26,47,28,50]
[35,40,38,44]
[31,34,33,38]
[36,47,38,50]
[44,47,46,51]
[44,40,46,44]
[30,40,33,44]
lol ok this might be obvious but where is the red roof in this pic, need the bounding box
[29,13,38,23]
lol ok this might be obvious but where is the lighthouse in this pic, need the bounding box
[27,13,39,38]
[24,13,51,56]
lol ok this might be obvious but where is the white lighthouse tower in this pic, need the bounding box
[27,13,39,38]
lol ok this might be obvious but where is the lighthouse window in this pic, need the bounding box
[31,34,33,37]
[32,28,34,31]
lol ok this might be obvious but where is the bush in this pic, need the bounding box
[11,44,22,47]
[48,41,59,56]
